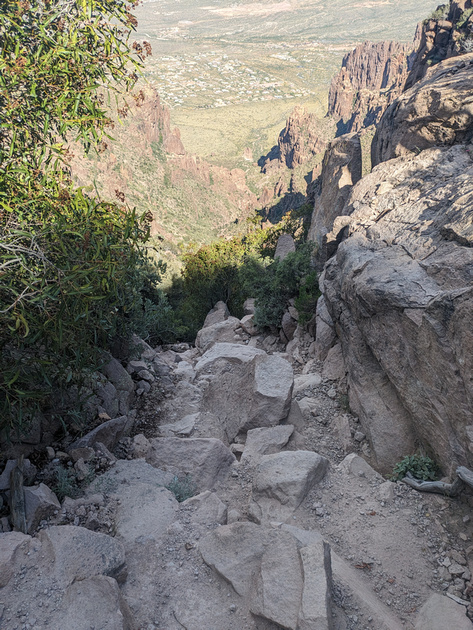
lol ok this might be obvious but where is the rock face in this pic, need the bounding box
[318,143,473,474]
[328,41,416,134]
[405,0,473,90]
[260,105,330,172]
[372,53,473,166]
[307,133,362,262]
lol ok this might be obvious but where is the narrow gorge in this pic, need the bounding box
[1,1,473,629]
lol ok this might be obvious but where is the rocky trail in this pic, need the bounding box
[1,299,472,630]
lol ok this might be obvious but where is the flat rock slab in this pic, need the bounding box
[182,490,227,526]
[241,425,294,464]
[294,373,323,394]
[200,521,333,630]
[414,593,472,630]
[88,459,178,544]
[147,437,236,491]
[195,317,244,352]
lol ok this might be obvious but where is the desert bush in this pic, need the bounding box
[391,454,440,482]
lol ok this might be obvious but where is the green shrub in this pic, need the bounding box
[165,475,196,502]
[391,454,440,482]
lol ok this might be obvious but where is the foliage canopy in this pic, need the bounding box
[0,0,167,439]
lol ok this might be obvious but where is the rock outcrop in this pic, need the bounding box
[328,41,416,134]
[372,52,473,166]
[405,0,473,90]
[317,142,473,474]
[260,106,330,172]
[307,133,363,261]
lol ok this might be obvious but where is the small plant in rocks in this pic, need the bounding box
[391,454,440,482]
[165,474,196,502]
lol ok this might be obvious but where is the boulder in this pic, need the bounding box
[281,310,298,342]
[195,317,244,352]
[200,522,333,630]
[240,313,259,336]
[52,575,135,630]
[147,437,236,491]
[414,593,472,630]
[299,541,334,630]
[293,373,322,394]
[24,483,61,534]
[88,459,177,544]
[101,356,134,415]
[322,343,345,381]
[182,491,227,526]
[252,451,328,521]
[314,296,337,361]
[158,413,198,437]
[198,345,293,442]
[72,415,134,451]
[241,425,294,464]
[202,300,230,328]
[274,233,296,260]
[39,525,127,586]
[0,459,37,491]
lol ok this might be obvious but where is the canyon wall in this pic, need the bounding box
[311,40,473,474]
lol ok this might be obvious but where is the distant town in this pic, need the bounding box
[142,45,343,109]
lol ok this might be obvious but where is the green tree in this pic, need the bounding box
[0,1,163,439]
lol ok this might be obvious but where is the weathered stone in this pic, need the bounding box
[203,300,230,328]
[130,433,152,459]
[321,143,473,474]
[88,459,177,544]
[252,451,328,521]
[293,373,322,394]
[52,575,135,630]
[182,491,227,525]
[195,317,244,352]
[101,356,134,414]
[174,360,196,382]
[39,525,126,586]
[299,541,334,630]
[322,343,345,381]
[0,459,37,491]
[243,298,256,315]
[241,425,294,464]
[281,310,298,342]
[274,233,296,260]
[158,413,197,437]
[147,437,236,491]
[0,531,30,587]
[69,447,95,463]
[24,484,61,534]
[198,345,293,442]
[334,415,353,453]
[314,296,337,362]
[373,54,473,166]
[240,313,259,336]
[414,593,472,630]
[251,529,303,629]
[72,415,134,450]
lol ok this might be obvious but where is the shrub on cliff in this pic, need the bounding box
[0,1,166,440]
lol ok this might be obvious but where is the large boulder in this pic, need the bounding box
[199,522,333,630]
[414,593,472,630]
[251,450,329,522]
[372,53,473,166]
[195,317,245,352]
[197,343,294,442]
[320,143,473,474]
